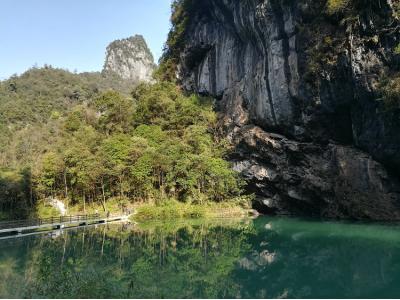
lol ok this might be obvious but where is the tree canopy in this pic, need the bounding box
[0,70,243,218]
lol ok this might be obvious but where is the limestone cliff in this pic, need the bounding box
[168,0,400,220]
[103,35,155,82]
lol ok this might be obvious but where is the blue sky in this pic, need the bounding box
[0,0,172,80]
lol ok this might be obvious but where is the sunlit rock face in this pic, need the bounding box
[103,35,156,82]
[177,0,400,219]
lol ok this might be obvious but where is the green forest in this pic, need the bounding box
[0,65,245,220]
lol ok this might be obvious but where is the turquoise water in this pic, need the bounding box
[0,217,400,298]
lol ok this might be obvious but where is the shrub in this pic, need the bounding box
[134,200,206,221]
[395,43,400,55]
[394,2,400,19]
[327,0,351,14]
[379,75,400,110]
[33,200,61,219]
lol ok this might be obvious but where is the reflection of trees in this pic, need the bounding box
[1,219,255,298]
[0,257,22,298]
[124,220,255,298]
[1,217,400,298]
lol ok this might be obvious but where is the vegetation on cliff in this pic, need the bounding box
[379,75,400,110]
[157,0,197,82]
[301,0,400,115]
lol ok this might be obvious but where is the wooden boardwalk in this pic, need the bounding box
[0,214,130,236]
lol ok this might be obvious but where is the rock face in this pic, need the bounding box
[103,35,156,82]
[175,0,400,219]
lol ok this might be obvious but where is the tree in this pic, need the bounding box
[101,134,134,199]
[0,71,244,218]
[94,91,134,134]
[36,152,64,198]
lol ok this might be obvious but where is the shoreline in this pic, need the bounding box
[131,201,258,222]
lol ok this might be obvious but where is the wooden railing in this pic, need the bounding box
[0,214,102,230]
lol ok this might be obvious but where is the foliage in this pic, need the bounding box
[302,0,398,103]
[157,0,199,82]
[0,168,31,218]
[327,0,350,14]
[395,43,400,55]
[0,66,139,172]
[94,91,134,134]
[134,200,207,221]
[0,67,133,129]
[379,75,400,110]
[134,199,250,222]
[0,211,8,221]
[394,2,400,19]
[33,200,61,219]
[0,69,244,218]
[66,197,131,217]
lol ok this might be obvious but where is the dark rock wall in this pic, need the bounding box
[176,0,400,219]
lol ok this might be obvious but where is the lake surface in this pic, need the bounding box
[1,217,400,298]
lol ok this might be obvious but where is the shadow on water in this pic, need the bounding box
[0,216,400,298]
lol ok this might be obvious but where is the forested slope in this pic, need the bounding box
[0,67,243,219]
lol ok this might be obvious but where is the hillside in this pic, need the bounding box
[0,35,157,170]
[0,38,244,219]
[0,67,137,167]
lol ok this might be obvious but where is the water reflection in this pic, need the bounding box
[0,217,400,298]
